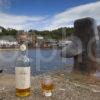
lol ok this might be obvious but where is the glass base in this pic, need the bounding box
[43,91,52,97]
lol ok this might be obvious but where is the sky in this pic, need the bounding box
[0,0,100,30]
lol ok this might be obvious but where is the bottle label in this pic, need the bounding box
[15,67,30,89]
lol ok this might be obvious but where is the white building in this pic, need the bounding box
[58,40,72,47]
[0,40,19,47]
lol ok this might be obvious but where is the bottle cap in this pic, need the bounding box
[20,44,26,51]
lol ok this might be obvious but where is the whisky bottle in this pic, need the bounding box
[15,43,30,97]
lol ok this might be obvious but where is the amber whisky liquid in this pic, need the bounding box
[42,83,54,91]
[16,88,30,97]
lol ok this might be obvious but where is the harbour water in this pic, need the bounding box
[0,49,73,75]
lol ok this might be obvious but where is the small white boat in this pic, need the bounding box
[58,40,72,47]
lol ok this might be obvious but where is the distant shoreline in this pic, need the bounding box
[0,47,61,51]
[0,48,19,51]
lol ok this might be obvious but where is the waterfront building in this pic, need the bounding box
[28,32,37,47]
[16,32,28,42]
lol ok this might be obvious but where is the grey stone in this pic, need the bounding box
[61,36,82,58]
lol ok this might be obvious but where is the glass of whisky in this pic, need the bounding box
[41,76,54,97]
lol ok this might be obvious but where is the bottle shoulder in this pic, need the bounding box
[16,55,30,67]
[17,55,30,62]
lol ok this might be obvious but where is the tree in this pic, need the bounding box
[28,27,74,40]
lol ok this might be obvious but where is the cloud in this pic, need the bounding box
[0,0,45,30]
[0,1,100,30]
[0,0,11,10]
[44,1,100,30]
[0,12,44,30]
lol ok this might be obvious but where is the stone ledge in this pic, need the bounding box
[0,71,100,100]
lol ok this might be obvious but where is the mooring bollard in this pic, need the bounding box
[61,17,99,74]
[97,26,100,69]
[74,17,98,74]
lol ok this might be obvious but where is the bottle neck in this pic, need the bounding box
[19,42,28,56]
[21,50,27,56]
